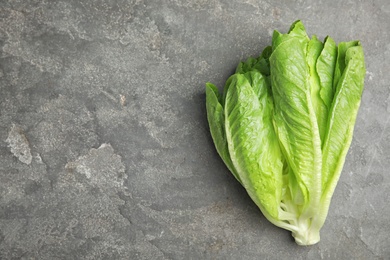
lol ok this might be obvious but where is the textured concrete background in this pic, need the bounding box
[0,0,389,259]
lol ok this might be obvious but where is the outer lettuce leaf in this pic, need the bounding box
[236,46,272,76]
[315,37,338,148]
[333,40,359,90]
[272,20,309,51]
[270,24,322,220]
[317,43,366,228]
[317,37,337,113]
[224,73,283,219]
[307,35,327,142]
[323,41,365,188]
[206,83,241,183]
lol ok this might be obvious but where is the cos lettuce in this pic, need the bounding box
[206,20,365,245]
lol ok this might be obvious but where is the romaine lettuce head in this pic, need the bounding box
[206,20,365,245]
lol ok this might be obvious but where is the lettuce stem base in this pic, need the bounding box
[291,220,321,246]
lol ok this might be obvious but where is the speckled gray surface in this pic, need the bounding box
[0,0,389,259]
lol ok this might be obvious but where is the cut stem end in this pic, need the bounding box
[292,228,320,246]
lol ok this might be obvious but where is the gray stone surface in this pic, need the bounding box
[0,0,389,259]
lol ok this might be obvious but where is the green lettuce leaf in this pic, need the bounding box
[270,22,322,217]
[317,36,337,113]
[317,42,365,229]
[206,82,241,183]
[224,73,283,219]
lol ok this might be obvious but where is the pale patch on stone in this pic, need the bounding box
[6,124,32,165]
[65,143,127,193]
[120,94,126,106]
